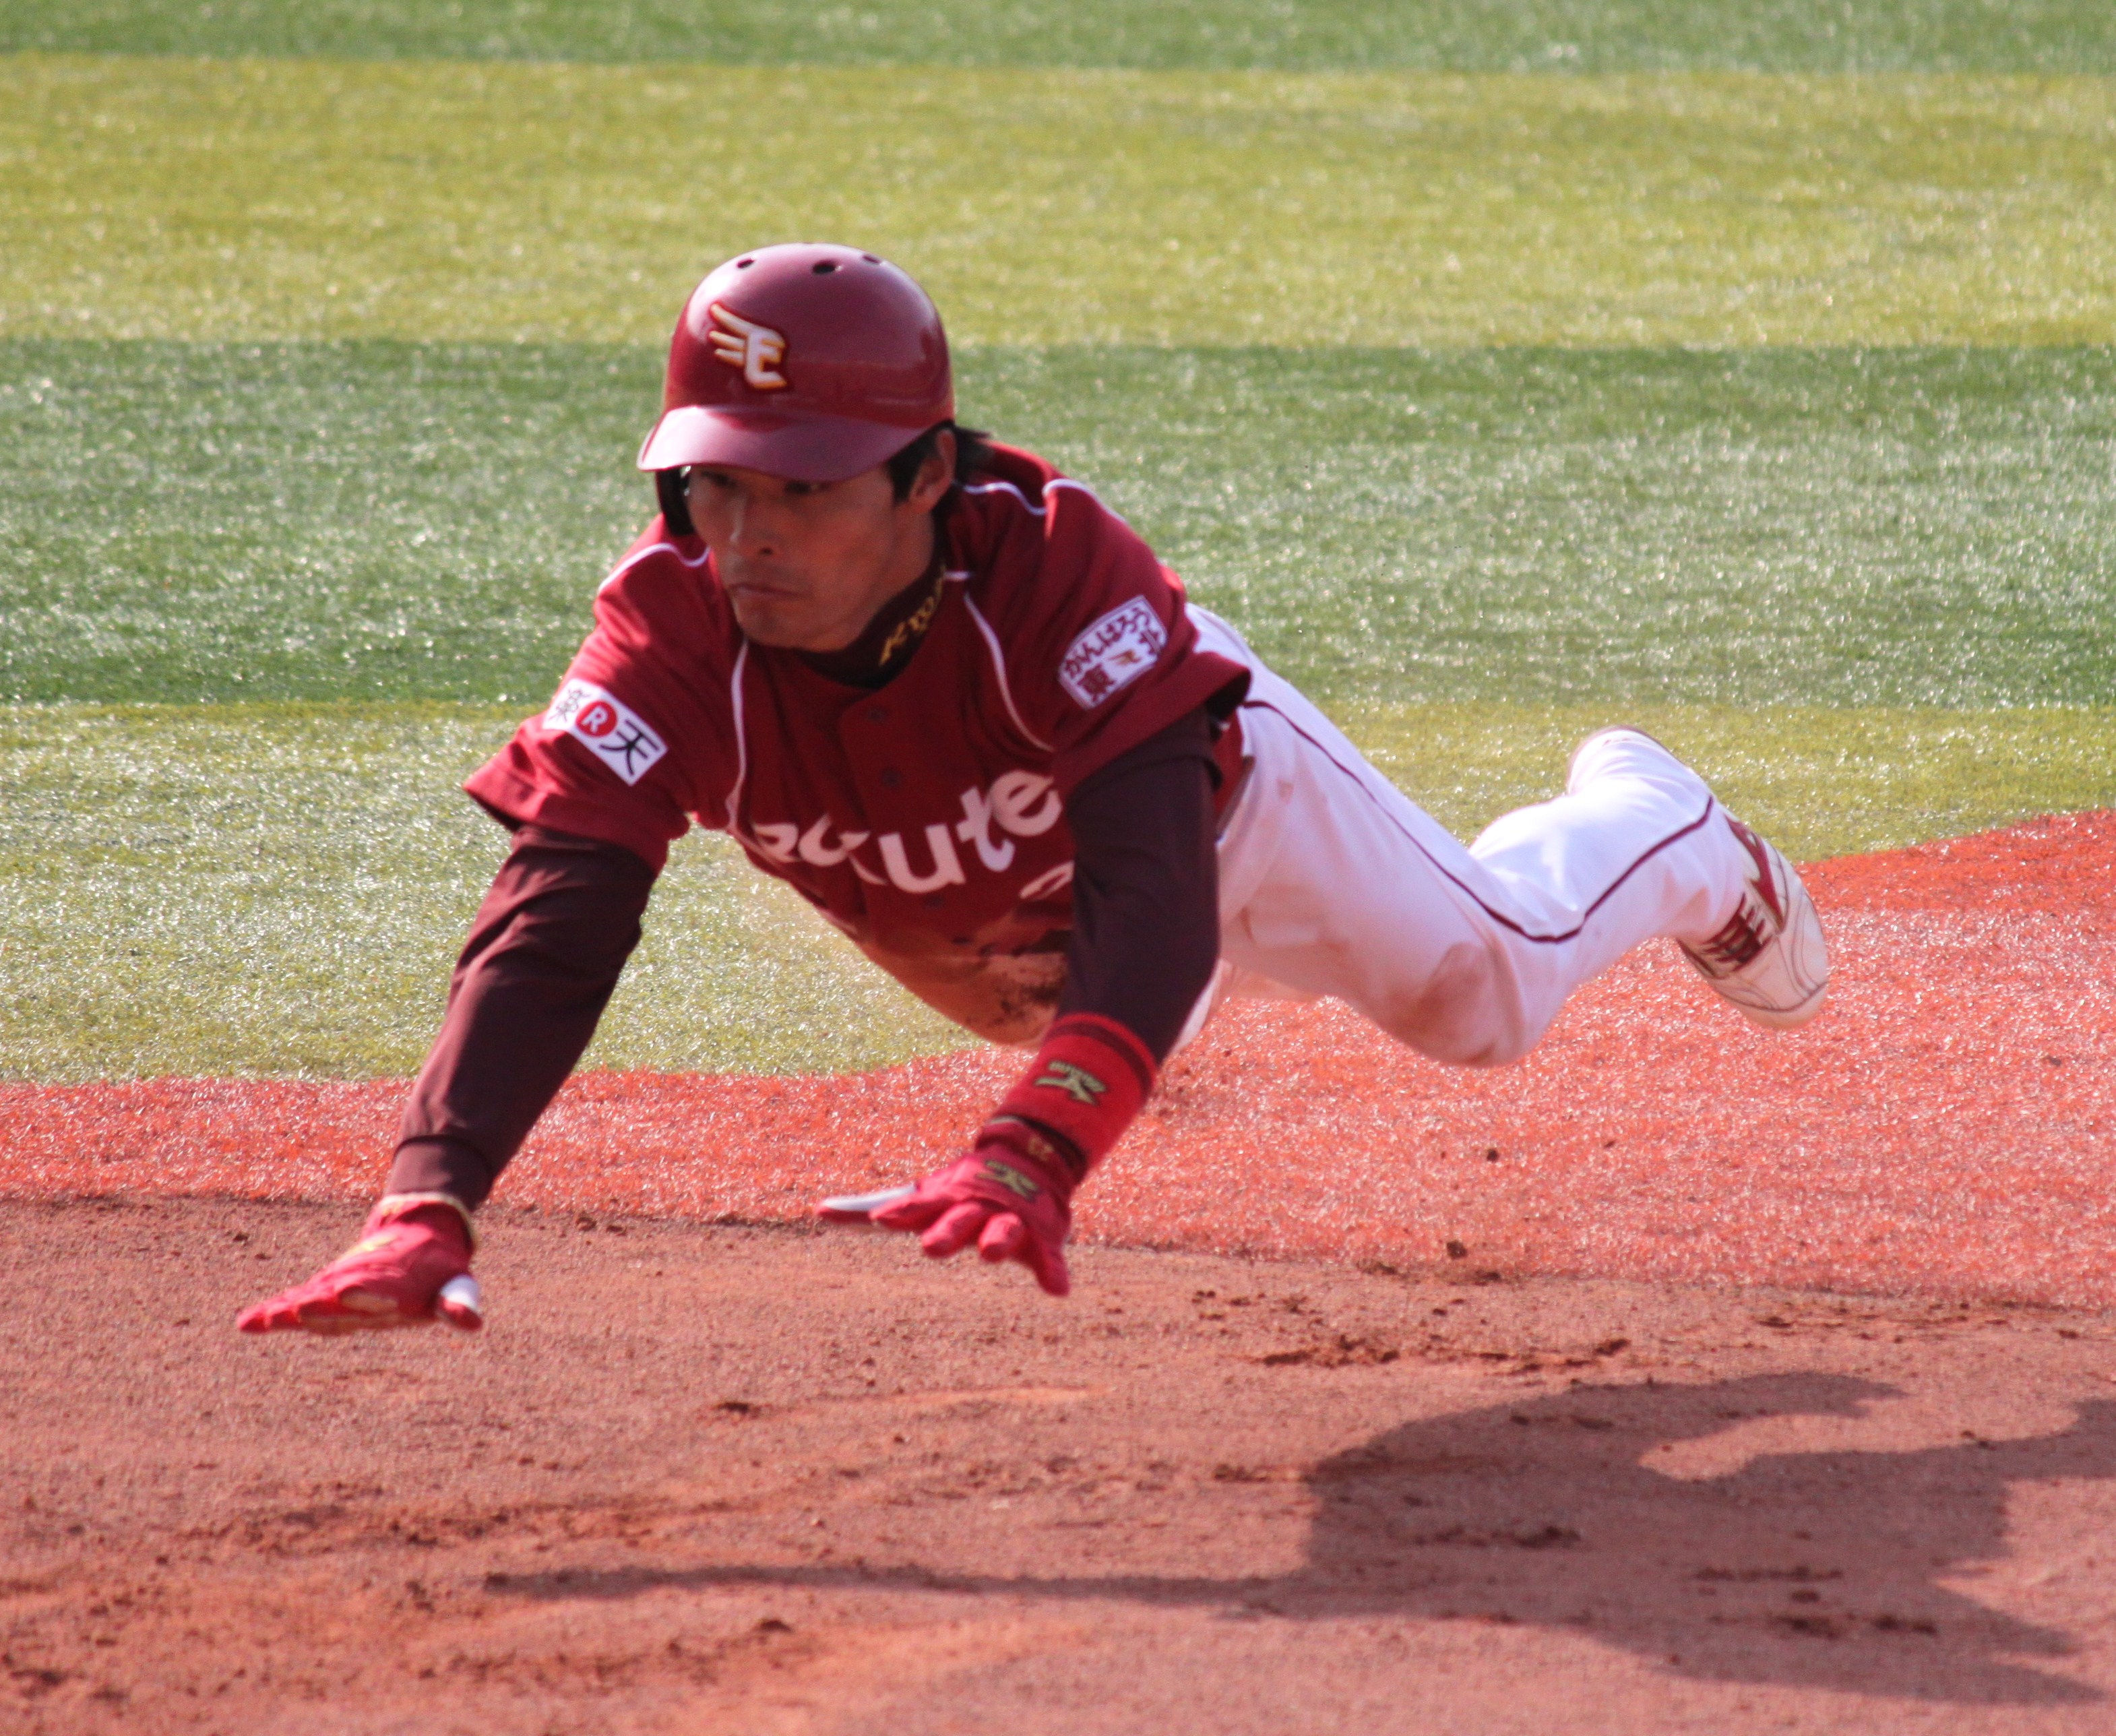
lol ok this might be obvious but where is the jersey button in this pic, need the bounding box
[879,768,902,788]
[865,704,889,724]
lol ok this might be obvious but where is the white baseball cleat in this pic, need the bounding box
[1681,814,1830,1030]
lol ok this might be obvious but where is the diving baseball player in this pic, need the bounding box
[238,242,1828,1332]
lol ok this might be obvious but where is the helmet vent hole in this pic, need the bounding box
[812,260,838,274]
[735,257,755,269]
[862,254,880,264]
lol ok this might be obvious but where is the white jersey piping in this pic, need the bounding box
[599,536,710,593]
[960,592,1053,753]
[724,639,752,834]
[960,476,1100,519]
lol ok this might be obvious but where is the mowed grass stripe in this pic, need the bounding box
[5,59,2115,346]
[6,0,2114,73]
[3,701,2109,1084]
[5,342,2110,710]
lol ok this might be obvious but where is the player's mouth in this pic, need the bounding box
[722,577,807,607]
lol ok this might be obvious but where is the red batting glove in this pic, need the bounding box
[871,1131,1080,1298]
[849,1014,1161,1299]
[236,1195,483,1336]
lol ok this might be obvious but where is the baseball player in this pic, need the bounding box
[238,243,1827,1334]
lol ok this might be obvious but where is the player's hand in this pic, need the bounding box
[869,1136,1078,1297]
[236,1196,483,1336]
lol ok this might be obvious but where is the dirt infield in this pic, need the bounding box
[5,810,2111,1307]
[9,1198,2116,1735]
[5,814,2115,1731]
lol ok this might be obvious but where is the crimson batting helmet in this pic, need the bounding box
[637,243,953,485]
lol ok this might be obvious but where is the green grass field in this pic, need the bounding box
[0,706,970,1080]
[5,0,2113,71]
[1,5,2111,1082]
[9,61,2115,346]
[6,343,2110,709]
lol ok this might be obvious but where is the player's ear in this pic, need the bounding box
[906,430,955,514]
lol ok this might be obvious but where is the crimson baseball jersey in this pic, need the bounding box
[465,444,1249,1043]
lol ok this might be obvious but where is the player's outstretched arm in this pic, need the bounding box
[236,824,656,1338]
[842,712,1226,1295]
[237,1194,483,1335]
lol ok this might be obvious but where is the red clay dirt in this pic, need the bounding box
[10,1198,2116,1736]
[5,813,2116,1735]
[5,810,2111,1307]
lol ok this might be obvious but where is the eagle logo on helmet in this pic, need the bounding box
[706,303,788,391]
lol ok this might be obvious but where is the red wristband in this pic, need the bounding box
[984,1013,1157,1180]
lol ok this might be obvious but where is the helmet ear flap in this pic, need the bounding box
[655,468,697,540]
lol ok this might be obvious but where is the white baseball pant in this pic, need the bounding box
[1193,613,1751,1067]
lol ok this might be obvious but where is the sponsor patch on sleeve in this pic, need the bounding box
[1057,597,1168,709]
[542,678,668,786]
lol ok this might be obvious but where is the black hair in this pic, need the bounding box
[654,420,992,538]
[885,420,993,501]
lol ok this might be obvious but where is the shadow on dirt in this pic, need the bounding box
[498,1372,2116,1706]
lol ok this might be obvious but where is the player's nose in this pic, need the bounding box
[722,493,782,557]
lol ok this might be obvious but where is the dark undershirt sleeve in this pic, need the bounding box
[1055,709,1222,1064]
[387,825,656,1208]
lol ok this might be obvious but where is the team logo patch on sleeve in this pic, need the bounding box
[542,679,668,786]
[1058,597,1168,708]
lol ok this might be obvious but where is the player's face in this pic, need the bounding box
[685,437,954,652]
